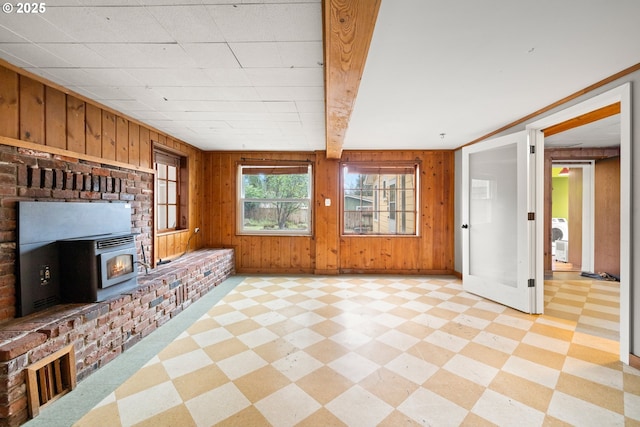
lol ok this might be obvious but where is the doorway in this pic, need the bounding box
[533,95,624,348]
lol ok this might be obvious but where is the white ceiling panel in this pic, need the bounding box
[0,44,73,68]
[245,68,323,87]
[0,14,74,43]
[146,5,225,43]
[1,0,638,152]
[180,43,239,69]
[201,69,252,87]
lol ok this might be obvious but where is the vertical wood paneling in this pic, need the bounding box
[128,122,140,167]
[116,116,129,163]
[45,87,66,149]
[19,76,45,144]
[594,157,620,276]
[139,127,151,168]
[101,111,116,161]
[85,103,102,157]
[66,95,85,153]
[0,68,19,139]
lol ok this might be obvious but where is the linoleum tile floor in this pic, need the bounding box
[24,275,639,427]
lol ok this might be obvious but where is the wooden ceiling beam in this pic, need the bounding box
[543,102,621,137]
[324,0,381,159]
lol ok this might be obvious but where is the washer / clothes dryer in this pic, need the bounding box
[551,217,568,256]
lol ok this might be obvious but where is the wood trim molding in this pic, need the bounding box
[543,103,620,137]
[324,0,381,159]
[460,62,640,149]
[0,135,155,174]
[630,353,640,370]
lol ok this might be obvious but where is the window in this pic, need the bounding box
[342,163,418,235]
[154,149,187,232]
[238,163,312,235]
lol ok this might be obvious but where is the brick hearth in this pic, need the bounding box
[0,249,234,427]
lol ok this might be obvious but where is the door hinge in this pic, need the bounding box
[528,278,535,288]
[530,145,535,154]
[528,212,535,221]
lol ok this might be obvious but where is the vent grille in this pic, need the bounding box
[97,235,135,249]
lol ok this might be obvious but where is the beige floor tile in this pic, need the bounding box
[296,366,354,404]
[133,403,197,427]
[378,409,426,427]
[214,405,271,427]
[489,371,554,412]
[354,339,402,366]
[513,343,567,371]
[73,401,121,427]
[460,411,498,426]
[297,407,348,427]
[203,337,249,362]
[251,337,298,363]
[459,342,511,370]
[71,275,628,427]
[556,372,624,414]
[233,365,291,403]
[222,318,262,336]
[304,338,350,364]
[423,368,485,410]
[114,362,171,400]
[172,364,230,402]
[359,367,420,407]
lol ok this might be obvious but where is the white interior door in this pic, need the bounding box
[462,131,537,313]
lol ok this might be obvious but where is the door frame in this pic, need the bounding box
[551,161,595,273]
[527,83,631,364]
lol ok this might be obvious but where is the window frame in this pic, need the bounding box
[341,162,420,236]
[154,148,188,234]
[237,162,313,236]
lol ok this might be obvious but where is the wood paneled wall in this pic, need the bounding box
[594,156,620,276]
[0,63,201,263]
[202,150,455,275]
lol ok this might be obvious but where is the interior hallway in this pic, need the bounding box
[24,275,639,426]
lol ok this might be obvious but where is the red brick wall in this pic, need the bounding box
[0,144,153,322]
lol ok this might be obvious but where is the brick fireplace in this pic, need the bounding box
[0,144,235,426]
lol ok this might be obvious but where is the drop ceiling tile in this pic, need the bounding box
[245,68,323,87]
[80,68,144,87]
[207,4,274,42]
[146,5,225,43]
[0,14,75,42]
[34,68,103,87]
[0,26,30,43]
[278,41,323,67]
[128,111,171,121]
[41,43,115,68]
[201,69,252,87]
[154,87,227,101]
[125,68,213,87]
[266,3,322,42]
[264,101,297,113]
[39,6,123,43]
[256,86,324,101]
[181,43,239,69]
[230,43,282,68]
[0,44,73,68]
[84,7,174,43]
[295,100,324,113]
[88,43,194,69]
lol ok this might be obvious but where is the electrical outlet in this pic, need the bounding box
[40,265,51,286]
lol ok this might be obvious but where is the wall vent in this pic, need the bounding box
[26,344,77,418]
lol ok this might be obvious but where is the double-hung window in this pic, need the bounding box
[342,163,419,235]
[238,163,312,235]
